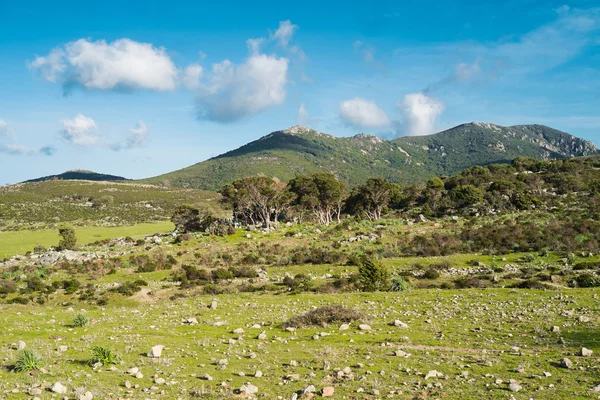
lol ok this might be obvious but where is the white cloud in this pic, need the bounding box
[339,98,391,129]
[29,48,67,83]
[0,120,9,136]
[182,64,203,90]
[271,20,298,47]
[60,114,99,146]
[125,120,148,149]
[399,93,444,136]
[296,103,308,125]
[0,144,56,156]
[246,38,264,55]
[196,54,289,122]
[30,38,179,92]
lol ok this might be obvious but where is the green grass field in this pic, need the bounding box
[0,221,174,259]
[0,289,597,399]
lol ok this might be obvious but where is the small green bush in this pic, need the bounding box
[390,276,410,291]
[282,305,365,328]
[90,346,120,366]
[570,274,600,288]
[358,256,390,292]
[13,350,43,372]
[72,314,91,327]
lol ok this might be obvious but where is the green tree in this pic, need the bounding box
[449,185,483,208]
[288,172,346,225]
[171,204,219,233]
[346,177,393,220]
[57,226,77,250]
[220,176,290,227]
[358,256,390,292]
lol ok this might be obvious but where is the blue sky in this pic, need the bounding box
[0,0,599,184]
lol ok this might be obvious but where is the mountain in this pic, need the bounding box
[139,123,598,190]
[24,170,128,183]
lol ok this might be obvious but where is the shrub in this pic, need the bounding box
[390,276,410,292]
[570,274,600,288]
[72,314,91,327]
[358,256,390,292]
[282,305,365,328]
[90,346,120,366]
[422,268,441,279]
[62,278,81,294]
[13,350,43,372]
[57,226,77,250]
[512,279,551,289]
[0,279,16,295]
[212,268,233,281]
[114,280,147,296]
[8,296,29,304]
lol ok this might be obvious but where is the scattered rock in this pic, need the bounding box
[358,324,371,331]
[51,382,67,394]
[581,348,593,357]
[148,345,164,358]
[425,370,443,379]
[322,386,335,397]
[392,320,409,328]
[239,382,258,395]
[560,358,573,369]
[509,383,522,392]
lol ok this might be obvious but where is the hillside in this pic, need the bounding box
[139,123,598,190]
[0,180,222,231]
[24,170,128,183]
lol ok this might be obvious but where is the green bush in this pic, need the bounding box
[358,256,390,292]
[282,305,365,328]
[390,276,410,292]
[570,274,600,288]
[13,350,43,372]
[72,314,91,327]
[57,226,77,250]
[90,346,120,366]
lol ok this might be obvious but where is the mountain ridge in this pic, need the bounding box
[135,122,597,190]
[24,170,128,183]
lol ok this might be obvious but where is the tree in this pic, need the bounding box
[288,173,346,225]
[449,185,483,208]
[171,205,216,233]
[220,176,290,228]
[57,227,77,250]
[346,178,393,220]
[358,256,390,292]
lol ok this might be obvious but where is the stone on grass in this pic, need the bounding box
[358,324,371,331]
[16,340,26,350]
[509,383,522,392]
[233,328,245,334]
[148,345,164,358]
[257,332,267,340]
[425,370,443,379]
[239,382,258,395]
[201,373,214,381]
[581,348,593,357]
[302,385,316,394]
[339,323,350,331]
[393,320,409,328]
[550,326,560,333]
[51,382,67,394]
[560,358,573,369]
[322,386,335,397]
